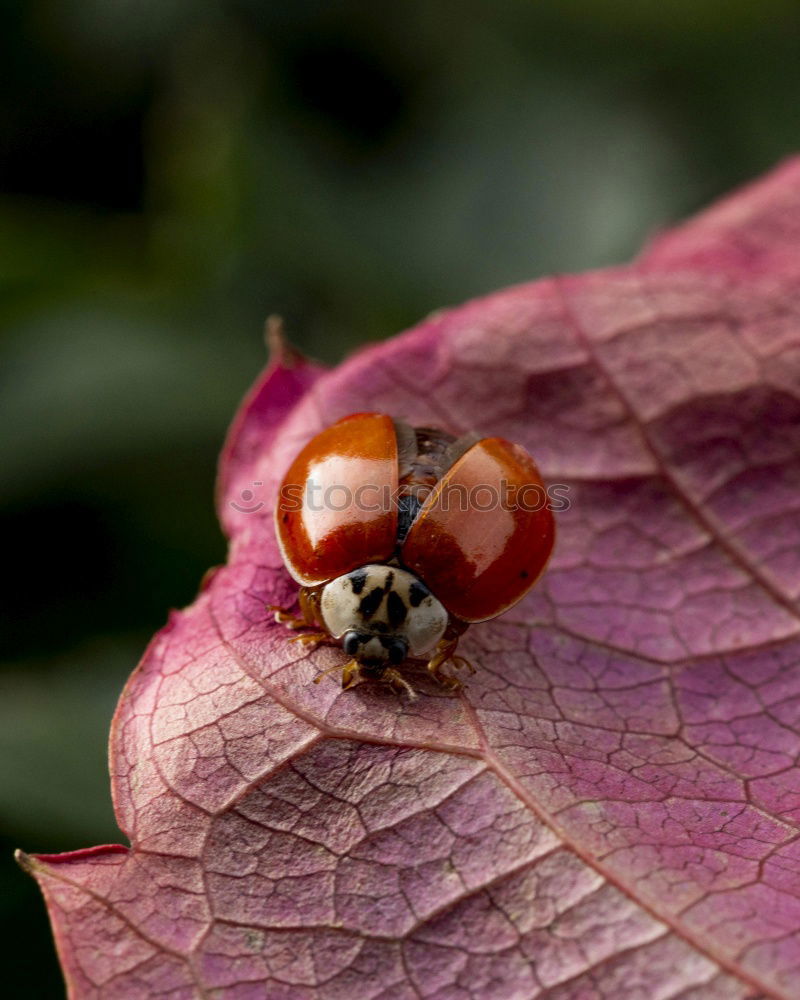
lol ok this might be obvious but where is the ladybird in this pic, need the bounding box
[271,412,555,697]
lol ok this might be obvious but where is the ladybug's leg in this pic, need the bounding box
[274,589,335,651]
[426,635,475,693]
[269,605,309,629]
[382,668,418,701]
[340,659,359,690]
[289,630,329,648]
[426,638,463,692]
[269,586,322,631]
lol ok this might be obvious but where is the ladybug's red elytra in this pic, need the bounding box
[271,412,555,698]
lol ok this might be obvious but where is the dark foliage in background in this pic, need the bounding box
[2,1,800,993]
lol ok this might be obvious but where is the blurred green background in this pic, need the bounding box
[3,0,800,993]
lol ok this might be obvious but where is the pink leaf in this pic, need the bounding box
[20,158,800,999]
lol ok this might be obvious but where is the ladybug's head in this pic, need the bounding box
[341,630,408,673]
[319,564,449,673]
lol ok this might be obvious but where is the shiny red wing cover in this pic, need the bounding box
[275,412,399,585]
[401,437,555,622]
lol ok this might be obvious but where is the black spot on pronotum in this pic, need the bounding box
[383,571,394,592]
[349,569,368,594]
[408,580,429,607]
[386,591,407,629]
[358,586,384,619]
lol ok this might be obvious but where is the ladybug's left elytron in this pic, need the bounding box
[272,412,555,697]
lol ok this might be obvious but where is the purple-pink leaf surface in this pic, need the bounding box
[21,160,800,999]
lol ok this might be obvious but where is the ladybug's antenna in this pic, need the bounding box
[313,659,357,687]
